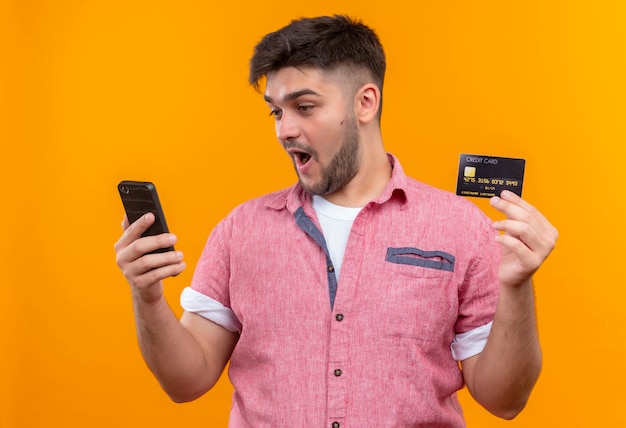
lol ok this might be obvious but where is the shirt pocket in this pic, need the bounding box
[385,247,455,275]
[381,247,457,343]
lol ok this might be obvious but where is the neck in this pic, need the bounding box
[323,141,392,208]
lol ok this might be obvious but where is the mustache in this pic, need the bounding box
[284,140,316,158]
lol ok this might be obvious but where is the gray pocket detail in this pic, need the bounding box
[386,247,455,272]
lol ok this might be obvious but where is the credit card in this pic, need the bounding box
[456,154,525,198]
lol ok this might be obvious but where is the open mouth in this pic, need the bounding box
[296,152,312,166]
[287,147,313,168]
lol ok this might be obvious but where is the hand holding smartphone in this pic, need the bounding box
[117,180,175,254]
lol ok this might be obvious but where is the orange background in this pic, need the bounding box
[1,1,625,427]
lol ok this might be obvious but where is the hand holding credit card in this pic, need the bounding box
[456,154,526,198]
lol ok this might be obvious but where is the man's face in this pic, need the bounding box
[264,67,361,196]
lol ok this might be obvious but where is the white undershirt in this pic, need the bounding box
[311,195,362,281]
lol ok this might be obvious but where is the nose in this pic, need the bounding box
[275,112,300,142]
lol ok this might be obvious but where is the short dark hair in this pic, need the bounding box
[249,15,386,95]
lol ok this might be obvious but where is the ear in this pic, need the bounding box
[354,83,381,124]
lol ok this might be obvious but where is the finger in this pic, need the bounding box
[127,212,155,237]
[133,260,187,290]
[121,214,130,230]
[490,191,556,239]
[490,191,539,222]
[495,233,543,277]
[495,233,534,259]
[134,233,179,257]
[123,249,185,281]
[493,219,543,253]
[114,212,155,253]
[116,233,178,269]
[499,190,532,209]
[493,219,557,272]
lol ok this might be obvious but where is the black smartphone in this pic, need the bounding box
[117,180,175,253]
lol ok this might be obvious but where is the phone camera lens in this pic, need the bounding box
[121,186,129,194]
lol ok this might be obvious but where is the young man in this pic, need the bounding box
[115,15,557,427]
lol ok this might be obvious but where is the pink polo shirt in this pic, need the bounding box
[184,155,500,427]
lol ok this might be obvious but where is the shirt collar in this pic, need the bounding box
[264,153,409,212]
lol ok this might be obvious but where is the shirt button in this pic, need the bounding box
[328,265,335,273]
[332,423,340,428]
[334,368,342,377]
[335,313,344,322]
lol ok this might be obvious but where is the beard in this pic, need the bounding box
[296,114,361,196]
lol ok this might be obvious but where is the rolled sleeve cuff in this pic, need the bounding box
[180,287,242,333]
[450,321,492,361]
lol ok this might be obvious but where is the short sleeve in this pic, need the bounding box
[450,321,492,361]
[455,211,501,335]
[180,287,242,333]
[188,217,234,308]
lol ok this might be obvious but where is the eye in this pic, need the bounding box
[297,104,314,113]
[268,108,282,119]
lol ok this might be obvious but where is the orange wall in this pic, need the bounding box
[1,1,625,427]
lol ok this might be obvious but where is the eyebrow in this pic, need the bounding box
[264,89,321,104]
